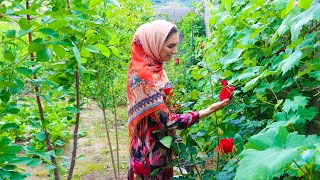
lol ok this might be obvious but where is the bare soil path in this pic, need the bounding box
[25,102,129,179]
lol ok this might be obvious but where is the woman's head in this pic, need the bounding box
[160,26,179,62]
[133,20,179,63]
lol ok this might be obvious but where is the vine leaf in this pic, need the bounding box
[218,48,243,65]
[235,127,320,180]
[282,95,309,113]
[280,49,302,75]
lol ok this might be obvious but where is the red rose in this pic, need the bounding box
[216,138,234,154]
[163,87,172,95]
[219,80,235,101]
[174,58,180,65]
[163,87,173,102]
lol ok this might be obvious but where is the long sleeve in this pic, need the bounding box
[150,106,199,130]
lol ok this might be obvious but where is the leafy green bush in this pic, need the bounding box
[169,0,320,179]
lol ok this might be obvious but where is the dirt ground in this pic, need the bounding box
[25,102,129,179]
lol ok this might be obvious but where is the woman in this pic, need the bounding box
[127,20,231,179]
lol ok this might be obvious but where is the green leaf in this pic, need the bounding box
[298,0,313,9]
[72,43,82,66]
[26,159,42,167]
[282,95,309,113]
[3,145,23,154]
[0,90,10,103]
[19,18,32,30]
[10,157,33,165]
[309,70,320,80]
[244,75,262,92]
[32,79,55,86]
[246,128,279,150]
[1,81,18,88]
[0,137,11,148]
[280,50,302,75]
[35,132,45,141]
[6,30,16,38]
[298,106,318,122]
[222,70,233,78]
[89,0,103,7]
[45,165,57,171]
[29,39,45,53]
[54,140,65,146]
[39,28,59,38]
[301,149,315,164]
[96,44,110,57]
[53,45,66,58]
[235,128,320,180]
[10,172,29,180]
[4,50,15,62]
[221,0,232,12]
[31,65,42,74]
[0,170,10,179]
[218,48,243,65]
[7,107,20,114]
[110,46,120,57]
[16,67,33,75]
[290,3,320,42]
[160,136,173,149]
[235,147,299,180]
[1,123,19,131]
[191,70,203,80]
[150,168,160,176]
[66,106,81,114]
[275,0,290,10]
[103,0,121,8]
[85,44,99,53]
[37,47,52,61]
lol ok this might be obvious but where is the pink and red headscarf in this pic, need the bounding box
[127,20,176,138]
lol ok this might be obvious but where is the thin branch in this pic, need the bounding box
[111,80,120,178]
[94,54,118,180]
[292,159,308,176]
[66,0,81,179]
[26,0,60,179]
[67,70,81,180]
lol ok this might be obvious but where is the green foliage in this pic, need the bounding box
[170,0,320,179]
[0,0,153,178]
[236,127,320,180]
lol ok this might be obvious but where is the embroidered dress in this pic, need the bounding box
[128,107,199,179]
[127,20,200,179]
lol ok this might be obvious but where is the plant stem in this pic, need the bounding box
[292,159,308,176]
[214,112,220,171]
[264,77,279,101]
[26,1,60,179]
[190,154,202,179]
[93,54,117,180]
[65,1,81,179]
[67,70,81,180]
[111,77,120,178]
[102,108,118,180]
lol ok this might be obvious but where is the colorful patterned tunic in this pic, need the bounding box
[128,106,199,179]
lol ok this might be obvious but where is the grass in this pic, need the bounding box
[73,163,106,179]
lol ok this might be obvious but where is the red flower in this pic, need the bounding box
[216,138,234,154]
[163,87,172,95]
[219,80,235,101]
[174,58,180,65]
[163,87,173,101]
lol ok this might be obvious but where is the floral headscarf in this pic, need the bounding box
[127,20,175,138]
